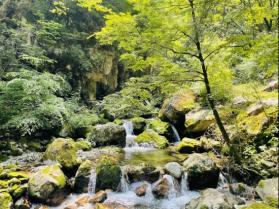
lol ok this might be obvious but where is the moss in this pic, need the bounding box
[0,192,13,209]
[10,183,27,199]
[7,171,30,179]
[176,138,201,153]
[0,180,8,189]
[135,130,169,149]
[75,140,92,151]
[265,196,278,208]
[96,163,121,191]
[240,202,276,209]
[148,119,169,135]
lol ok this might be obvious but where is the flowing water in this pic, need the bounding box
[88,169,97,194]
[171,124,181,143]
[217,172,229,189]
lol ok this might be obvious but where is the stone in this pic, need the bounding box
[135,183,148,197]
[185,188,242,209]
[87,123,126,147]
[14,197,31,209]
[89,190,107,203]
[200,137,221,152]
[147,119,170,135]
[152,178,170,199]
[230,183,256,199]
[123,164,160,183]
[256,178,278,207]
[176,138,202,154]
[159,89,196,126]
[43,138,79,173]
[185,109,215,133]
[263,80,278,92]
[75,140,92,151]
[164,162,182,178]
[247,104,264,116]
[28,164,68,206]
[131,117,146,135]
[0,192,13,209]
[183,153,219,190]
[74,160,94,193]
[135,129,169,149]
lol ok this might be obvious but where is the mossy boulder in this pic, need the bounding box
[176,138,202,153]
[200,137,222,152]
[43,138,79,173]
[185,109,215,133]
[147,119,170,136]
[183,153,219,190]
[135,129,169,149]
[75,139,92,151]
[159,89,196,126]
[28,164,68,206]
[0,192,13,209]
[74,160,95,193]
[87,123,126,147]
[131,117,147,135]
[256,178,278,207]
[237,202,276,209]
[95,159,121,192]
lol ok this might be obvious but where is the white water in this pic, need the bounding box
[88,169,97,194]
[180,172,189,194]
[171,124,181,142]
[119,167,130,192]
[217,172,229,189]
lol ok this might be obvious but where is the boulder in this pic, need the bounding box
[28,164,68,206]
[185,109,215,133]
[135,183,148,197]
[147,119,170,136]
[183,153,219,190]
[200,137,222,152]
[159,89,196,126]
[164,162,182,178]
[247,104,264,116]
[74,160,94,193]
[230,183,256,199]
[14,197,31,209]
[87,123,126,147]
[96,161,121,191]
[152,178,170,199]
[256,178,278,207]
[131,117,146,135]
[0,192,13,209]
[123,164,160,183]
[135,129,169,149]
[43,138,78,173]
[263,80,278,92]
[176,138,202,154]
[185,188,242,209]
[89,190,107,203]
[75,139,92,151]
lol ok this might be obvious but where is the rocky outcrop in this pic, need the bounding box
[43,138,79,173]
[28,164,68,206]
[74,160,94,193]
[87,123,126,147]
[185,188,243,209]
[183,153,219,190]
[135,129,169,148]
[256,178,278,207]
[159,90,196,128]
[185,109,215,133]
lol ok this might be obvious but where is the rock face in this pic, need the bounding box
[176,138,202,154]
[124,164,160,183]
[87,123,126,147]
[185,109,215,133]
[152,178,170,199]
[135,129,169,149]
[74,160,94,193]
[28,164,68,206]
[256,178,278,207]
[183,153,219,190]
[0,192,13,209]
[185,188,241,209]
[96,162,121,192]
[43,138,79,173]
[160,90,196,128]
[164,162,182,178]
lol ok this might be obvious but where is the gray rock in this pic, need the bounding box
[263,80,278,92]
[164,162,182,178]
[256,178,278,207]
[74,160,95,193]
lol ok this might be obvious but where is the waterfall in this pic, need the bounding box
[119,167,130,192]
[217,172,228,189]
[180,172,189,194]
[163,174,178,199]
[88,169,97,194]
[171,124,180,142]
[123,120,139,147]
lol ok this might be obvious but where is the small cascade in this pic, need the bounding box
[217,172,229,189]
[163,174,178,199]
[180,172,189,194]
[170,124,181,142]
[123,120,139,147]
[88,169,97,194]
[119,167,130,192]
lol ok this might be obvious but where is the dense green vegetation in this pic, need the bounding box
[0,0,278,209]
